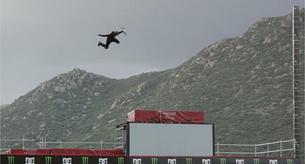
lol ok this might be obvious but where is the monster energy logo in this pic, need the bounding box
[45,157,52,164]
[287,159,293,164]
[202,159,211,164]
[63,157,72,164]
[118,157,124,164]
[151,158,158,164]
[220,158,226,164]
[254,159,260,164]
[99,158,108,164]
[236,159,244,164]
[269,160,278,164]
[186,158,192,164]
[168,159,176,164]
[82,157,89,164]
[133,159,142,164]
[25,157,35,164]
[8,156,15,164]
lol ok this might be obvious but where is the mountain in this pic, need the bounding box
[0,104,9,110]
[1,12,304,148]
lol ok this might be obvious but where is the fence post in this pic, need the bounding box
[22,136,25,149]
[280,140,282,157]
[267,143,269,157]
[216,143,220,155]
[254,144,257,157]
[100,138,103,149]
[39,138,43,149]
[44,137,47,149]
[60,141,62,148]
[293,139,296,158]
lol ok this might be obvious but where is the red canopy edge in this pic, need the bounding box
[127,109,205,124]
[2,148,124,156]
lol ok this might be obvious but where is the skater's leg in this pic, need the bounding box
[112,38,120,44]
[98,42,108,49]
[105,38,112,48]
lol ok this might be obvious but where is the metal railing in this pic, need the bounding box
[39,141,123,149]
[1,138,295,158]
[0,137,35,152]
[0,138,124,153]
[215,139,295,157]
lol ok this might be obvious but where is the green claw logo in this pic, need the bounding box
[186,158,192,164]
[118,157,124,164]
[254,159,260,164]
[82,157,88,164]
[8,156,15,164]
[287,159,293,164]
[45,157,52,164]
[220,158,226,164]
[151,158,158,164]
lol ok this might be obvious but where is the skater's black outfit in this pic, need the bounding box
[98,31,124,49]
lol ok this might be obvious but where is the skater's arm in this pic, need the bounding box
[98,34,109,37]
[114,31,124,36]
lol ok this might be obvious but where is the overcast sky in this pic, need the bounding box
[0,0,297,104]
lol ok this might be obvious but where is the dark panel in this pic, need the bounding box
[0,155,301,164]
[127,157,301,164]
[0,155,124,164]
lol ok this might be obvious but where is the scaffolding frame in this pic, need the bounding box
[292,5,305,164]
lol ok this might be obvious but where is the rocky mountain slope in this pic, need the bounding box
[0,105,9,110]
[1,12,304,148]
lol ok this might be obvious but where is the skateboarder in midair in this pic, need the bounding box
[98,30,125,49]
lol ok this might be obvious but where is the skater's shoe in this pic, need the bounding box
[98,42,108,49]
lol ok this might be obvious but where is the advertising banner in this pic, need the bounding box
[0,155,300,164]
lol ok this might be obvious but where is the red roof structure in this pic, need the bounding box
[127,109,205,124]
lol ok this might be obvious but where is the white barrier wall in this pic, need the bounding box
[128,123,214,156]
